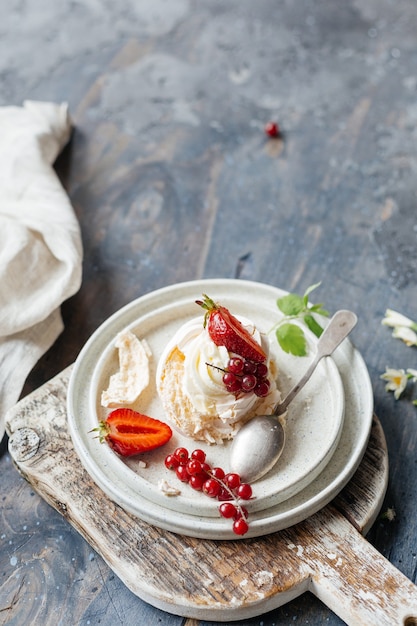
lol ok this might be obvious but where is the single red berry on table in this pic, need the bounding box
[265,121,280,138]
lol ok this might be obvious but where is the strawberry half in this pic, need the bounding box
[196,294,267,363]
[95,408,172,457]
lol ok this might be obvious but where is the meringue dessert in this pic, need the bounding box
[156,313,280,444]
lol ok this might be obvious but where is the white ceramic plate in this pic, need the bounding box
[67,279,373,539]
[86,291,344,516]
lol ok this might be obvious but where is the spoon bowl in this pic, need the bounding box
[230,310,358,483]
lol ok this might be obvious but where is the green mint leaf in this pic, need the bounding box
[277,293,305,316]
[273,282,330,357]
[309,303,330,317]
[303,313,324,338]
[303,282,323,309]
[276,323,308,356]
[303,282,322,299]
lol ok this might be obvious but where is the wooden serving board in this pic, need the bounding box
[6,366,417,624]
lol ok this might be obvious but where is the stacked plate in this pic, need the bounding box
[67,279,373,539]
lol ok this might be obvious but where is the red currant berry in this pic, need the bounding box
[226,382,242,394]
[164,454,179,470]
[210,467,225,480]
[176,465,190,482]
[225,473,241,490]
[223,371,236,386]
[191,449,206,463]
[186,459,202,475]
[203,478,221,498]
[234,506,249,520]
[243,360,257,375]
[219,502,238,519]
[255,362,268,378]
[233,517,249,536]
[217,487,234,501]
[241,374,257,392]
[189,474,204,490]
[200,462,211,474]
[227,357,244,375]
[174,447,189,464]
[254,379,271,397]
[223,372,242,392]
[237,483,253,500]
[265,121,280,138]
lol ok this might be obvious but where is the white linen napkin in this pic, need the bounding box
[0,100,83,442]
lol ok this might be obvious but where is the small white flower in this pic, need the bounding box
[392,326,417,347]
[407,368,417,382]
[381,507,396,521]
[382,309,417,330]
[380,367,408,399]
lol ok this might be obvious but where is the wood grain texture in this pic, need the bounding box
[6,367,417,624]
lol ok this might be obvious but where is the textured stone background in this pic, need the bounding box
[1,0,416,298]
[1,1,417,625]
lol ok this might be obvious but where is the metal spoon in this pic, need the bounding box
[229,309,358,483]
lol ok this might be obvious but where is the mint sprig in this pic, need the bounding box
[274,282,329,356]
[275,323,308,356]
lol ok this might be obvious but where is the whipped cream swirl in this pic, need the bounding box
[158,316,279,426]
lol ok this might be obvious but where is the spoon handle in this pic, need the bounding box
[274,310,357,416]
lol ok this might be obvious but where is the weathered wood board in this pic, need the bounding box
[6,366,417,624]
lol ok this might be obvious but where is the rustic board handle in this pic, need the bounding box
[303,506,417,625]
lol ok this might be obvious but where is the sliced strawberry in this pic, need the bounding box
[196,294,266,363]
[96,408,172,457]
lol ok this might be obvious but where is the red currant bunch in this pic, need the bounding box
[164,447,254,536]
[222,356,271,398]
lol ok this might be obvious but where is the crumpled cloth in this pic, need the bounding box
[0,100,83,442]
